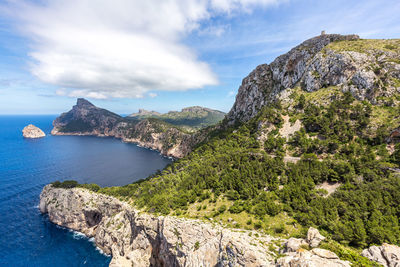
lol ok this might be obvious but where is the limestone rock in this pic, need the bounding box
[277,248,351,267]
[283,238,308,253]
[227,33,400,126]
[362,243,400,267]
[22,124,46,138]
[40,185,278,266]
[51,98,209,158]
[226,34,360,124]
[306,227,326,248]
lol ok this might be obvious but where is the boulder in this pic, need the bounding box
[283,238,308,253]
[277,248,351,267]
[307,227,326,248]
[362,243,400,267]
[22,124,45,138]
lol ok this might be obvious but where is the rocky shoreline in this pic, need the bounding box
[50,99,206,158]
[40,185,386,267]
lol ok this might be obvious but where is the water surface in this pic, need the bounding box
[0,115,171,266]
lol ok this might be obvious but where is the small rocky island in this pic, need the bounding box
[22,124,46,138]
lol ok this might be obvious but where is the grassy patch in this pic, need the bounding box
[320,240,381,267]
[326,39,400,54]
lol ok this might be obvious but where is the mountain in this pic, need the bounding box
[129,106,226,129]
[128,108,161,118]
[51,99,221,157]
[44,34,400,266]
[51,98,122,135]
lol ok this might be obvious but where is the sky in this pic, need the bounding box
[0,0,399,114]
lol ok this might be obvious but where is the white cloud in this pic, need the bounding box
[210,0,283,13]
[4,0,284,99]
[148,92,158,98]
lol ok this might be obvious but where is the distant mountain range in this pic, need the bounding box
[128,106,225,129]
[51,98,225,157]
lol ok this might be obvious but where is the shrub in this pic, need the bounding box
[80,183,101,192]
[52,180,78,189]
[218,205,227,214]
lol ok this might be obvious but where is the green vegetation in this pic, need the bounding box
[94,88,400,251]
[319,240,381,267]
[52,180,78,188]
[326,39,400,54]
[128,106,226,130]
[52,180,100,192]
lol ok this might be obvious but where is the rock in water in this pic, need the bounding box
[22,124,46,138]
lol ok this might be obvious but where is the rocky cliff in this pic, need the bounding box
[227,34,400,124]
[40,185,354,267]
[43,34,400,266]
[22,124,46,138]
[51,98,212,158]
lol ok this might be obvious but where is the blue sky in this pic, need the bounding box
[0,0,399,114]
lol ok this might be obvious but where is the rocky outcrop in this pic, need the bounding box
[277,248,351,267]
[306,227,326,248]
[40,185,278,266]
[227,34,400,125]
[51,98,210,158]
[282,227,325,253]
[362,243,400,266]
[226,34,360,124]
[51,98,121,136]
[40,185,357,267]
[22,124,46,138]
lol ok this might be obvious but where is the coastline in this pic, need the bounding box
[51,130,176,160]
[39,185,279,266]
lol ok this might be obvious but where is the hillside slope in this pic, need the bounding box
[51,99,219,157]
[129,106,225,129]
[97,34,400,255]
[46,34,400,266]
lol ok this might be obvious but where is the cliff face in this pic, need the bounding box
[227,34,400,124]
[40,185,353,267]
[39,185,278,266]
[51,99,208,158]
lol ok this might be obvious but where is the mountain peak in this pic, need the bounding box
[226,34,400,124]
[76,98,95,108]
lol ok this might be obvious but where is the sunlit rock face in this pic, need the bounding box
[22,124,46,138]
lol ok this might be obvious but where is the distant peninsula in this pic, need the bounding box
[22,124,46,138]
[51,99,225,158]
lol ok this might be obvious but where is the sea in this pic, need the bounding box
[0,115,172,266]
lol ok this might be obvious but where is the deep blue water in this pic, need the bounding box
[0,115,172,266]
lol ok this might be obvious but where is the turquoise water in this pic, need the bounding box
[0,115,171,266]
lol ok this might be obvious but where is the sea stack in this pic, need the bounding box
[22,124,46,138]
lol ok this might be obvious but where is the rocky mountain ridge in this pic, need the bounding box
[227,34,400,124]
[51,99,219,157]
[129,106,226,129]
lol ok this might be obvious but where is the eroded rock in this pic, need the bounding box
[362,243,400,267]
[22,124,46,138]
[40,185,278,266]
[307,227,326,248]
[277,248,351,267]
